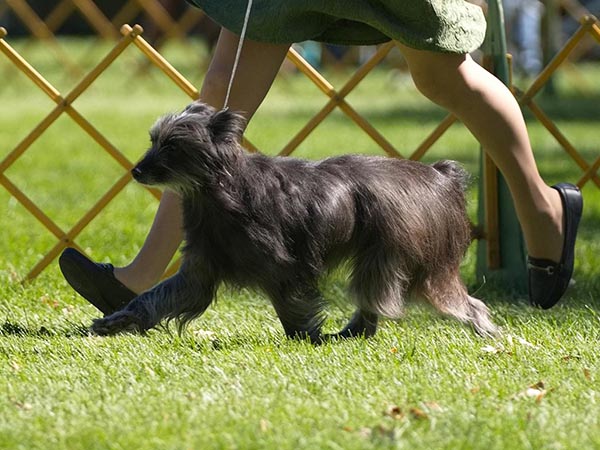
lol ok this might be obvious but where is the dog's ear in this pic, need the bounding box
[208,108,246,144]
[183,101,209,116]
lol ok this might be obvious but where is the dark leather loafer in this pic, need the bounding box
[528,183,583,309]
[58,248,137,316]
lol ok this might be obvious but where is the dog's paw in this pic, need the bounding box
[90,310,145,336]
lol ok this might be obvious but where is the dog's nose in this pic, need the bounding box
[131,167,142,179]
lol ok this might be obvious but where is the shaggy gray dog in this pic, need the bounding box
[91,102,496,341]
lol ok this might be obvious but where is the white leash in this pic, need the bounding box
[223,0,253,108]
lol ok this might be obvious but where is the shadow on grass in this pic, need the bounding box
[273,103,449,125]
[0,318,282,351]
[0,320,89,338]
[526,93,600,123]
[268,91,600,124]
[362,92,600,125]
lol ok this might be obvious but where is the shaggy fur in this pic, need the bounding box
[91,102,497,341]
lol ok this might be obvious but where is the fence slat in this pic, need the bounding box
[1,12,598,281]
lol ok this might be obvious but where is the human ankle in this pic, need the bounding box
[521,193,563,262]
[113,266,157,294]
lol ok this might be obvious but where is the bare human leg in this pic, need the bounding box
[397,44,564,264]
[114,29,291,293]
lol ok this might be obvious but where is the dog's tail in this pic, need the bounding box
[432,160,470,191]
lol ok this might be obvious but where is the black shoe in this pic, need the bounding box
[58,248,137,316]
[528,183,583,309]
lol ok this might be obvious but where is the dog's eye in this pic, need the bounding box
[160,144,179,156]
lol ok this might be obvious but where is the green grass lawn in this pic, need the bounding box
[1,38,600,449]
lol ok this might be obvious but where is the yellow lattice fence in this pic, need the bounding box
[515,16,600,190]
[0,24,199,280]
[1,13,598,280]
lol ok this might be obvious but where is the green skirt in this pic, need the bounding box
[185,0,486,53]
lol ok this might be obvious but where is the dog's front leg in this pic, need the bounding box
[269,282,327,344]
[91,266,215,336]
[90,274,184,336]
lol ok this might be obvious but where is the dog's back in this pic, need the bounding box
[203,153,472,290]
[315,155,472,263]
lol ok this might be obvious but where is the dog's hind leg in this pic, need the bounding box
[344,255,410,339]
[91,262,216,336]
[329,309,379,339]
[418,272,498,337]
[268,281,327,343]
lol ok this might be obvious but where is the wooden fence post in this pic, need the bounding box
[476,0,527,293]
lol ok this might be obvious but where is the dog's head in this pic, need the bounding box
[132,102,246,193]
